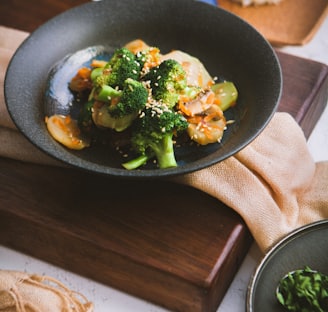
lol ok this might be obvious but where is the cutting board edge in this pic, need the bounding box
[0,205,252,312]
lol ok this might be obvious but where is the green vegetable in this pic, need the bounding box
[106,47,141,89]
[66,43,239,169]
[121,154,150,171]
[92,67,111,89]
[276,266,328,312]
[143,59,187,108]
[90,48,142,90]
[211,81,238,111]
[95,78,148,132]
[122,102,188,169]
[90,67,105,83]
[95,85,122,102]
[105,78,148,132]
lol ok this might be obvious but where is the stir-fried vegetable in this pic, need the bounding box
[276,266,328,312]
[211,81,238,112]
[45,39,239,169]
[46,115,90,150]
[122,102,188,169]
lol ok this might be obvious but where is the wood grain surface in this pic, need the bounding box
[1,1,328,311]
[276,51,328,138]
[0,0,89,33]
[0,158,252,312]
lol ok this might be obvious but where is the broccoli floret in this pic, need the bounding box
[89,66,123,102]
[122,102,188,169]
[106,47,141,89]
[108,78,148,119]
[90,48,141,91]
[143,59,187,108]
[92,78,148,132]
[91,66,110,88]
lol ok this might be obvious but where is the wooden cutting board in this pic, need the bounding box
[0,51,327,312]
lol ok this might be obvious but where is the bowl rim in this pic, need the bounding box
[246,219,328,312]
[4,0,282,178]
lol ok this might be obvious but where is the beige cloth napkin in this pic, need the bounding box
[173,114,328,252]
[1,26,328,253]
[0,270,93,311]
[0,26,62,166]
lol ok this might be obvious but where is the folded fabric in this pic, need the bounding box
[1,26,327,253]
[172,112,328,252]
[0,26,63,166]
[0,270,93,311]
[0,26,28,130]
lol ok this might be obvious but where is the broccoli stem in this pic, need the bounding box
[122,154,150,170]
[151,135,178,169]
[96,85,122,102]
[156,150,177,168]
[122,136,178,170]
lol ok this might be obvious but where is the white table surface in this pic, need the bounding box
[1,10,327,312]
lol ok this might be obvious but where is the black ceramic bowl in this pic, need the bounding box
[4,0,282,178]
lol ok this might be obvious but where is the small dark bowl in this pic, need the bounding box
[4,0,282,178]
[247,220,328,312]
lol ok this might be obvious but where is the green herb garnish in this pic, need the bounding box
[276,266,328,312]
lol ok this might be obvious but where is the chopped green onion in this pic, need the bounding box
[276,266,328,312]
